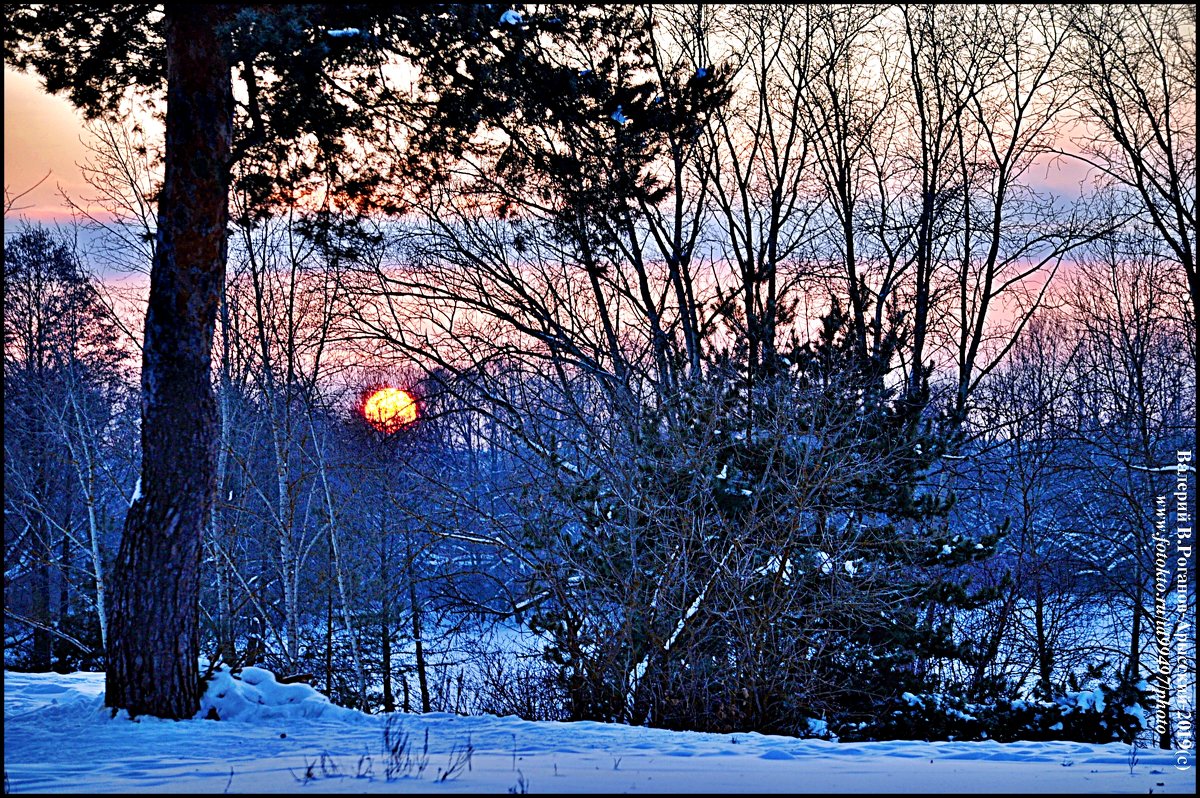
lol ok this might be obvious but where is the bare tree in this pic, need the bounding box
[1060,228,1195,747]
[1066,4,1197,453]
[4,224,130,668]
[3,172,51,217]
[66,118,162,276]
[952,313,1098,698]
[937,5,1100,417]
[801,5,898,362]
[702,3,821,378]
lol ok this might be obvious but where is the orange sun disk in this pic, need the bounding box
[363,387,418,432]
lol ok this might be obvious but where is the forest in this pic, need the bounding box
[4,4,1195,747]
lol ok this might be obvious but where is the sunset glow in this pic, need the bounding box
[6,5,1191,780]
[362,387,418,432]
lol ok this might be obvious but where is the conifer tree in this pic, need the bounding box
[7,2,570,718]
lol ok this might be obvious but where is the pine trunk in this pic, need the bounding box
[105,6,232,720]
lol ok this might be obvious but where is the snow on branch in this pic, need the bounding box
[1132,463,1196,474]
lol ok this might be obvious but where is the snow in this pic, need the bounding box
[1133,463,1197,474]
[804,717,831,739]
[130,477,141,503]
[761,555,794,583]
[665,591,706,653]
[1071,688,1106,714]
[326,28,362,38]
[611,106,630,125]
[1125,700,1148,732]
[793,433,820,449]
[498,9,523,26]
[4,669,1194,794]
[817,550,834,575]
[200,666,360,724]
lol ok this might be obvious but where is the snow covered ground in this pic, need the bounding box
[3,669,1193,794]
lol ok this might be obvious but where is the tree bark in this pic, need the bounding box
[380,509,395,714]
[31,394,52,670]
[65,382,109,651]
[311,417,367,708]
[408,535,431,714]
[211,289,234,665]
[105,6,232,720]
[1033,588,1053,698]
[381,601,394,713]
[56,527,71,671]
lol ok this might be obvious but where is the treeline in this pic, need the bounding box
[4,4,1194,743]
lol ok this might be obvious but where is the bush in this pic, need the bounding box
[468,649,569,721]
[830,675,1151,743]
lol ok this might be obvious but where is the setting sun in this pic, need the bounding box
[362,387,418,433]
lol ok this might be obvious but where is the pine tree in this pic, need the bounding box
[7,2,603,718]
[778,301,1005,736]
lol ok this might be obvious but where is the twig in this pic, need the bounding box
[439,734,473,781]
[3,609,93,654]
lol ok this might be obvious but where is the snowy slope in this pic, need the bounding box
[3,670,1192,793]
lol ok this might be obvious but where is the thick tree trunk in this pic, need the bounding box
[105,7,232,720]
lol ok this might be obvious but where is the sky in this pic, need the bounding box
[5,50,1098,228]
[5,668,1193,794]
[3,66,95,223]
